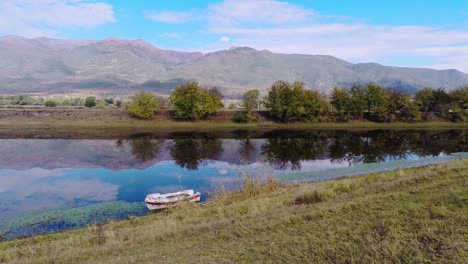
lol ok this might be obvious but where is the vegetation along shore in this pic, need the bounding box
[0,81,467,136]
[0,159,466,263]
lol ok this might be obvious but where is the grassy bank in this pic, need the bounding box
[1,159,467,263]
[0,120,467,139]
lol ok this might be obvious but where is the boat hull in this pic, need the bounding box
[145,192,201,210]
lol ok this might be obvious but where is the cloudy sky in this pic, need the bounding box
[0,0,467,72]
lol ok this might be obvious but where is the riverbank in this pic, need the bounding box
[1,159,467,263]
[0,107,466,138]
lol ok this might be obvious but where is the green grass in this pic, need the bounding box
[0,159,467,263]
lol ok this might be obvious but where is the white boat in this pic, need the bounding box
[144,189,201,210]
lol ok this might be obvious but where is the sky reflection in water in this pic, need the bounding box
[0,129,466,237]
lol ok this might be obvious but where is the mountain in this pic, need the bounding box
[1,36,467,97]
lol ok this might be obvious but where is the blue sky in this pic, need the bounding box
[0,0,467,71]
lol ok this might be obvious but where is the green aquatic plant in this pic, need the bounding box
[0,201,146,239]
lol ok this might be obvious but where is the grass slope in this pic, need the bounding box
[0,160,467,263]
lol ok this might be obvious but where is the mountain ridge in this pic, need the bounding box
[1,36,467,97]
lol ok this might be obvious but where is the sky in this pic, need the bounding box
[0,0,467,72]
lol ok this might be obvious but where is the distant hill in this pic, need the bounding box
[1,36,467,97]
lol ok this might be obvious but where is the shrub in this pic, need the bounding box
[85,97,96,108]
[169,82,223,120]
[128,91,161,119]
[45,100,57,107]
[263,81,328,122]
[233,112,255,123]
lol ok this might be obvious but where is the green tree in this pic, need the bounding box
[449,86,468,110]
[45,100,57,107]
[365,84,389,122]
[330,87,351,121]
[263,81,327,122]
[432,88,450,112]
[84,97,96,108]
[169,82,223,120]
[387,90,421,122]
[242,89,260,122]
[415,88,435,112]
[349,84,367,119]
[128,91,161,119]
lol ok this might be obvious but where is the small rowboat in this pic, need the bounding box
[144,189,201,210]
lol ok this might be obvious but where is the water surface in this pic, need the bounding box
[0,129,466,238]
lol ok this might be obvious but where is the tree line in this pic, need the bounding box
[126,81,467,123]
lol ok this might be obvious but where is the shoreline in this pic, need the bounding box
[0,159,466,263]
[0,119,466,139]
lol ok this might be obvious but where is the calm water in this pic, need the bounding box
[0,129,466,238]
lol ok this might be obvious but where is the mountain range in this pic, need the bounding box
[1,36,467,98]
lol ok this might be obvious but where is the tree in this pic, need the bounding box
[387,90,421,122]
[128,91,161,119]
[349,84,367,119]
[45,100,57,107]
[242,89,260,122]
[330,87,351,121]
[365,84,389,122]
[84,97,96,108]
[432,88,450,112]
[449,86,468,110]
[169,81,223,120]
[415,88,435,112]
[263,81,327,122]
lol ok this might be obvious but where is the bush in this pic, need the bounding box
[45,100,57,107]
[85,97,96,108]
[233,112,249,123]
[170,82,223,120]
[128,91,161,119]
[263,81,328,122]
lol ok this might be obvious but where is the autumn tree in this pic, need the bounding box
[128,91,161,119]
[170,81,223,120]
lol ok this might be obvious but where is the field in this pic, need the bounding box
[0,159,467,263]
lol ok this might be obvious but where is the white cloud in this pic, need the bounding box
[0,0,115,37]
[144,10,194,24]
[219,36,230,43]
[207,0,314,25]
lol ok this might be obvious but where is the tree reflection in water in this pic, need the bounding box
[128,136,165,161]
[233,130,258,164]
[261,131,330,170]
[122,130,466,171]
[170,136,222,170]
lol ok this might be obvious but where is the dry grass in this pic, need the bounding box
[0,159,467,263]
